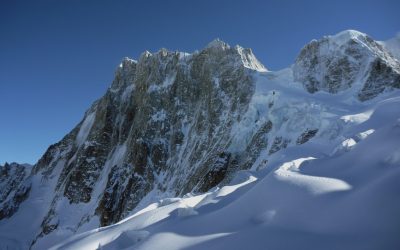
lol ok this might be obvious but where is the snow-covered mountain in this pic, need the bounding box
[382,32,400,61]
[1,30,400,250]
[293,30,400,100]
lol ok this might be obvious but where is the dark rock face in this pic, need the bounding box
[241,121,273,169]
[293,30,400,100]
[359,58,400,101]
[0,163,31,220]
[294,38,360,94]
[196,152,232,193]
[269,136,290,155]
[297,129,319,145]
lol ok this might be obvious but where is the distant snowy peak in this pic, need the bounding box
[293,29,400,100]
[328,29,368,46]
[382,33,400,61]
[116,38,268,79]
[235,46,268,72]
[205,38,230,50]
[119,57,137,68]
[323,30,381,55]
[204,38,267,72]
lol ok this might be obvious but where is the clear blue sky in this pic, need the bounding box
[1,0,399,164]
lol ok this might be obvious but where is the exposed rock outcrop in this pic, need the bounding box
[0,163,31,220]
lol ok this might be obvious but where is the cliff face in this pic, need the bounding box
[1,30,399,249]
[0,163,31,220]
[1,40,273,248]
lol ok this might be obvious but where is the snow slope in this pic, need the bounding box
[51,68,400,250]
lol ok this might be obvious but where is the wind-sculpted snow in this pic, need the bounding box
[1,30,400,249]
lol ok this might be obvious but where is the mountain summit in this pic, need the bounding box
[293,30,400,100]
